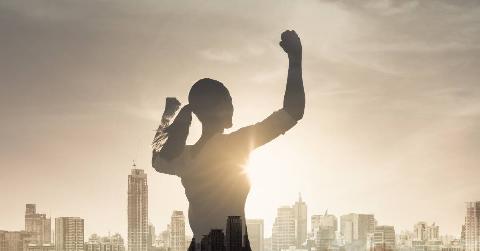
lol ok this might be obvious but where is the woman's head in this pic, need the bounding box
[188,78,233,129]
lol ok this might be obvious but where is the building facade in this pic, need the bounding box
[340,213,375,250]
[370,225,395,251]
[293,195,307,247]
[272,207,296,251]
[226,216,243,251]
[54,217,84,251]
[128,168,149,251]
[169,211,186,251]
[414,222,439,241]
[312,212,337,250]
[84,233,125,251]
[246,219,264,251]
[0,230,31,251]
[25,204,51,246]
[465,201,480,251]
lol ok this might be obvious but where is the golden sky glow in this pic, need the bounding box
[1,0,480,239]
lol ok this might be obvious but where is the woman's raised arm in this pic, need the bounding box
[280,30,304,121]
[152,98,191,175]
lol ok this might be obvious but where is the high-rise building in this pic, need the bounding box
[200,229,225,251]
[169,211,186,251]
[312,211,337,251]
[84,233,126,251]
[158,229,170,249]
[413,222,439,241]
[340,213,375,249]
[0,230,31,251]
[226,216,243,251]
[272,207,296,251]
[128,168,149,251]
[370,226,395,251]
[311,211,337,233]
[55,217,84,251]
[25,204,51,245]
[148,224,155,250]
[465,201,480,251]
[293,194,307,247]
[246,219,264,251]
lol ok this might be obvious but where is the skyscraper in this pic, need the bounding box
[311,211,337,233]
[226,216,243,251]
[272,207,296,251]
[25,204,51,245]
[201,229,226,251]
[169,211,186,251]
[0,230,31,251]
[371,226,395,251]
[413,222,439,241]
[246,219,264,251]
[84,233,126,251]
[312,211,337,251]
[128,168,149,251]
[465,201,480,251]
[148,224,156,250]
[340,213,375,249]
[55,217,84,251]
[292,194,307,247]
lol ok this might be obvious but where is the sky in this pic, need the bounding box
[1,0,480,240]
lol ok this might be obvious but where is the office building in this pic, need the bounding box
[55,217,84,251]
[465,201,480,251]
[246,219,264,251]
[272,207,296,251]
[293,195,307,247]
[25,204,51,245]
[169,211,186,251]
[128,168,149,251]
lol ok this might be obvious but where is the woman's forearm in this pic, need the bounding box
[283,55,305,121]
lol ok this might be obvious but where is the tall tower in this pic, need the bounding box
[55,217,85,251]
[25,204,51,245]
[312,211,337,250]
[465,201,480,251]
[340,213,375,248]
[226,216,243,251]
[169,211,186,251]
[371,226,395,251]
[293,194,307,247]
[246,219,264,251]
[413,222,439,241]
[128,167,149,251]
[272,207,296,251]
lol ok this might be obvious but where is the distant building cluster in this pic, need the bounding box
[1,167,479,251]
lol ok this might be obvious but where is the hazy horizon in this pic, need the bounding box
[1,0,479,240]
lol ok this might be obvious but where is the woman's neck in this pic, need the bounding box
[191,124,224,156]
[199,124,223,142]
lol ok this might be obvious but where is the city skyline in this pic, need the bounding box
[1,182,478,251]
[0,167,474,240]
[1,170,473,241]
[2,0,480,242]
[1,198,476,251]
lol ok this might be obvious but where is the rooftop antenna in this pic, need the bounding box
[132,160,137,168]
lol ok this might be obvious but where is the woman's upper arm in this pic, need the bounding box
[227,109,298,149]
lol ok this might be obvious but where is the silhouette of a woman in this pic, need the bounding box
[152,30,304,251]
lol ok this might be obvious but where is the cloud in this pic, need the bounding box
[198,49,240,63]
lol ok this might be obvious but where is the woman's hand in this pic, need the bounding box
[279,30,302,62]
[164,97,181,118]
